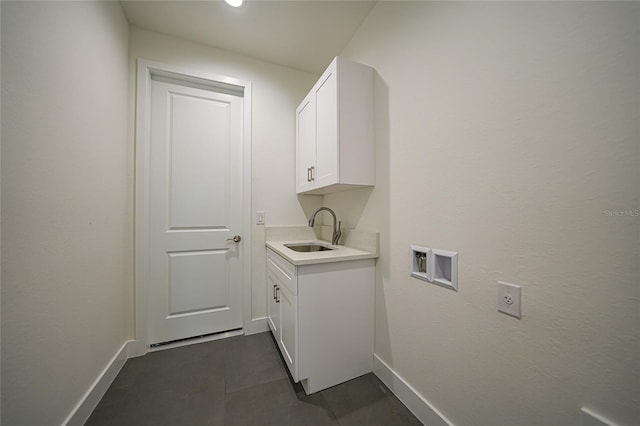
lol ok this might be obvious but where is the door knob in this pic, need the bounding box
[226,235,242,243]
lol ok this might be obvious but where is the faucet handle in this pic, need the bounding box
[333,221,342,245]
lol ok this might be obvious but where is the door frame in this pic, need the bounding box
[134,59,252,352]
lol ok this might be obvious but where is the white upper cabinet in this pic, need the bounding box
[295,57,374,195]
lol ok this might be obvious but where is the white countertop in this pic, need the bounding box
[266,240,378,266]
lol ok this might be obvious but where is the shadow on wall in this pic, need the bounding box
[297,194,324,226]
[370,72,391,365]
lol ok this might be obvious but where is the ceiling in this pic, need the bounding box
[120,0,376,74]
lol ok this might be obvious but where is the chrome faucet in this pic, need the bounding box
[308,207,342,245]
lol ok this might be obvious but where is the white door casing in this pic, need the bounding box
[135,60,252,351]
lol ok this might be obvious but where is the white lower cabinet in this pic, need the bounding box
[266,248,375,394]
[278,283,297,375]
[266,269,280,340]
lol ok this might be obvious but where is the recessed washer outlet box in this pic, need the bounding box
[410,245,431,282]
[430,249,458,291]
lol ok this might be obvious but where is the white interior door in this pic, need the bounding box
[148,78,243,345]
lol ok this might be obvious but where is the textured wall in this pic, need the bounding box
[325,2,639,425]
[1,2,130,424]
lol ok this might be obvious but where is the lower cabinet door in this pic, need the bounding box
[278,284,297,380]
[266,271,279,336]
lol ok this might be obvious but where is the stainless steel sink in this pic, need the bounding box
[284,243,334,252]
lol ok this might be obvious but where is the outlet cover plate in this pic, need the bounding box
[498,281,521,318]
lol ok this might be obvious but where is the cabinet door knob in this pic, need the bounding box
[275,287,280,303]
[310,166,315,181]
[307,167,312,182]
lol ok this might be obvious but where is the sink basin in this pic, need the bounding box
[284,243,334,252]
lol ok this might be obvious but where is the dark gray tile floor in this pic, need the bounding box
[86,332,422,426]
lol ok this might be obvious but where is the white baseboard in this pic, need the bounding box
[126,338,147,358]
[373,354,453,426]
[244,317,269,335]
[63,340,138,426]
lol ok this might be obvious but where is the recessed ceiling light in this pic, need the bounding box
[224,0,245,7]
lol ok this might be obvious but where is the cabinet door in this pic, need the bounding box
[296,96,315,193]
[266,270,280,337]
[314,69,338,188]
[279,284,297,380]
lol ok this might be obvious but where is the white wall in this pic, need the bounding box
[326,2,640,425]
[0,2,3,417]
[127,27,320,327]
[1,2,130,424]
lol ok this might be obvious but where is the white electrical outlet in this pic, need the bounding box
[256,211,265,225]
[497,281,521,318]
